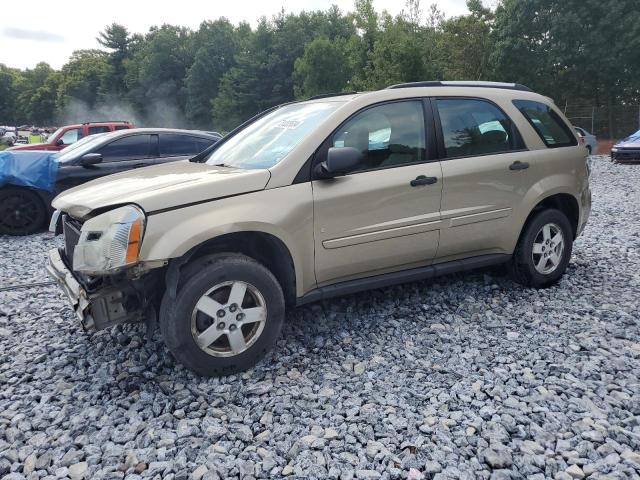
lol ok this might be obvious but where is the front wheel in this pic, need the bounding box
[0,187,48,236]
[508,209,573,288]
[159,253,285,376]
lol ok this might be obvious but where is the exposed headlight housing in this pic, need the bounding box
[73,205,145,274]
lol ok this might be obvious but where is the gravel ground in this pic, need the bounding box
[0,155,639,480]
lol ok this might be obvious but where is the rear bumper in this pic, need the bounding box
[46,248,150,331]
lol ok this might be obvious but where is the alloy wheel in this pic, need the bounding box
[190,280,267,357]
[532,222,565,275]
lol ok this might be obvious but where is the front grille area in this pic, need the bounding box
[62,215,82,266]
[612,148,640,162]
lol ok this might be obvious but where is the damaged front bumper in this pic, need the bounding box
[46,247,155,332]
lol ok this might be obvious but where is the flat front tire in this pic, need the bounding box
[508,209,573,288]
[159,254,285,376]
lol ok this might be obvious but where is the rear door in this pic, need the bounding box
[433,97,536,260]
[312,99,443,285]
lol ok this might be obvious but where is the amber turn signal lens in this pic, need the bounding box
[125,218,142,264]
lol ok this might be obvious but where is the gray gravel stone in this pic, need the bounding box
[1,157,639,478]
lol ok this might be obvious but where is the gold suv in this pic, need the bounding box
[47,81,592,376]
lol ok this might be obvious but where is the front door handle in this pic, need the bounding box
[410,175,438,187]
[509,161,529,171]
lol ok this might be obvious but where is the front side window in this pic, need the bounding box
[96,135,152,161]
[331,100,426,173]
[88,126,111,135]
[436,99,518,158]
[205,102,342,169]
[159,134,214,156]
[59,128,83,145]
[513,100,577,148]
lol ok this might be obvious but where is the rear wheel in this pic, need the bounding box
[0,187,47,236]
[508,209,573,288]
[159,253,285,376]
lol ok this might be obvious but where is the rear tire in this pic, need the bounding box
[0,187,48,236]
[508,209,573,288]
[159,253,285,376]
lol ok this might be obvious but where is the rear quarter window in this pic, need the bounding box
[513,100,577,148]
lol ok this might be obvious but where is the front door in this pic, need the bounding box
[55,134,157,193]
[312,100,443,286]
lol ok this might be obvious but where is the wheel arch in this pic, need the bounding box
[164,231,298,309]
[522,192,580,240]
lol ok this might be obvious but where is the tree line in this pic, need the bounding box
[0,0,639,131]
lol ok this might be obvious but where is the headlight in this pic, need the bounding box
[73,205,145,274]
[611,148,618,152]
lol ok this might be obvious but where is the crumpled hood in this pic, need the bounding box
[52,160,271,219]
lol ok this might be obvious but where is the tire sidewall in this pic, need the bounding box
[161,256,285,376]
[519,209,573,287]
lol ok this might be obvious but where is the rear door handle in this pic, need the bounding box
[410,175,438,187]
[509,161,529,171]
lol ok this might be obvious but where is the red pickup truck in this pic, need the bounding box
[8,121,134,151]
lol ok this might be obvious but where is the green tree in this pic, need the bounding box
[439,0,494,80]
[57,50,109,110]
[97,23,133,97]
[185,19,238,128]
[14,63,59,124]
[294,36,351,99]
[492,0,640,107]
[125,25,194,119]
[0,64,21,123]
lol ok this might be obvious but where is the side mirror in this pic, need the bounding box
[315,147,363,178]
[80,153,103,166]
[56,138,64,146]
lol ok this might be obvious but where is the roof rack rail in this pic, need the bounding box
[308,91,358,100]
[81,120,131,125]
[385,81,533,92]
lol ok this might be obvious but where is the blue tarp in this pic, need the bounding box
[0,151,59,191]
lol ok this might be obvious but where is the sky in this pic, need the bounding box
[0,0,478,70]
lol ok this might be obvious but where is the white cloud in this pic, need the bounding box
[0,0,472,70]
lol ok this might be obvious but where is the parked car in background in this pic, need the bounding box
[47,81,590,376]
[0,128,221,235]
[574,127,597,155]
[7,121,134,151]
[611,129,640,163]
[1,128,17,146]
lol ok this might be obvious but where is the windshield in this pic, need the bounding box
[205,102,342,169]
[623,129,640,142]
[55,133,108,163]
[47,127,65,144]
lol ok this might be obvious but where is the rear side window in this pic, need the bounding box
[159,134,214,156]
[114,125,130,131]
[436,99,521,158]
[88,126,111,135]
[513,100,577,148]
[97,135,152,161]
